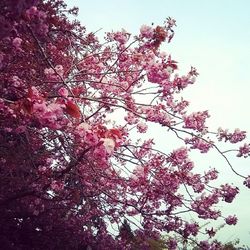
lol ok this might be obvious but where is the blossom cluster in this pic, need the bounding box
[0,1,250,249]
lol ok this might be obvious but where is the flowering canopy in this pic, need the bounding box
[1,0,250,249]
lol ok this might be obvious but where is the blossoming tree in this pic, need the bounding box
[1,0,250,249]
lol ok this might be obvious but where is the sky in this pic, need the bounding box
[65,0,250,246]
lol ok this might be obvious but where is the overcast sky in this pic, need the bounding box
[65,0,250,246]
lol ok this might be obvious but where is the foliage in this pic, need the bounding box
[1,0,250,249]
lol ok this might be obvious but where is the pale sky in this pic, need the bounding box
[65,0,250,246]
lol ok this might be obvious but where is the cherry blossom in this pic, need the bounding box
[12,37,23,51]
[183,111,210,132]
[140,25,154,39]
[225,215,238,225]
[243,175,250,188]
[0,0,250,249]
[237,143,250,158]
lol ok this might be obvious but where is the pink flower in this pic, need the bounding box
[183,222,199,237]
[220,184,239,203]
[191,193,221,219]
[206,227,216,238]
[44,68,54,76]
[133,165,146,179]
[38,23,48,36]
[75,123,90,138]
[93,145,107,159]
[44,65,64,79]
[43,111,57,124]
[189,76,196,84]
[166,238,177,250]
[237,143,250,158]
[183,111,209,132]
[185,137,213,153]
[12,37,23,51]
[85,131,99,146]
[112,29,130,44]
[166,65,174,74]
[169,147,189,165]
[199,241,210,249]
[124,112,138,125]
[225,215,237,225]
[146,62,169,83]
[30,86,40,97]
[47,103,64,118]
[5,127,12,132]
[137,122,148,133]
[102,138,115,154]
[26,6,38,19]
[166,17,177,28]
[33,102,47,114]
[55,65,64,76]
[243,176,250,188]
[217,128,246,143]
[12,76,23,87]
[58,87,69,97]
[38,166,47,174]
[204,168,218,182]
[140,25,154,39]
[51,180,64,192]
[230,129,246,143]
